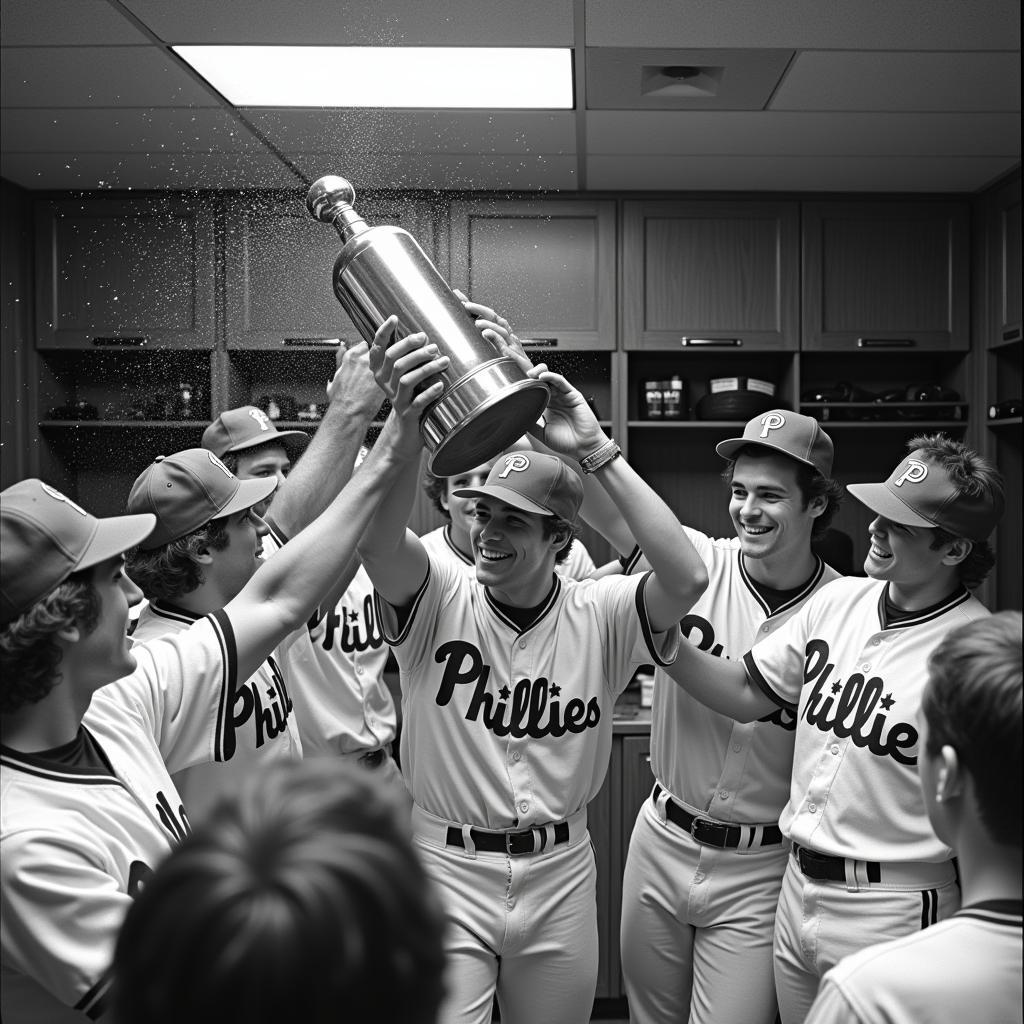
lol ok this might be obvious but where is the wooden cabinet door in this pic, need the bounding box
[35,196,216,349]
[990,177,1022,346]
[802,200,970,351]
[623,201,799,351]
[588,761,615,999]
[224,192,431,349]
[448,199,616,351]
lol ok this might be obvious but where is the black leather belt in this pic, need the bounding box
[794,843,882,883]
[653,785,783,849]
[446,821,570,856]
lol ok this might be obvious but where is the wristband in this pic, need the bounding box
[580,439,621,475]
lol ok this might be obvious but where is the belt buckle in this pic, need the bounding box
[506,830,533,855]
[690,816,728,848]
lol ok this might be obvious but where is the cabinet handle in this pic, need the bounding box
[519,338,558,348]
[680,337,741,347]
[645,756,652,764]
[1003,327,1022,342]
[857,338,915,348]
[284,337,341,347]
[92,336,147,347]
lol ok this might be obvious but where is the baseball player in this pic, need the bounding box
[806,610,1022,1024]
[619,410,844,1024]
[357,316,708,1024]
[657,432,1005,1023]
[202,343,399,777]
[0,346,446,1023]
[112,760,446,1024]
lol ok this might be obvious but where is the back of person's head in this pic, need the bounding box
[923,610,1023,847]
[112,761,446,1024]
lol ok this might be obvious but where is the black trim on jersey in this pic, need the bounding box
[635,571,675,667]
[955,899,1024,927]
[484,576,561,635]
[442,523,474,566]
[210,607,238,763]
[619,543,643,574]
[739,554,827,619]
[742,651,797,711]
[375,564,432,646]
[920,889,939,929]
[146,598,202,625]
[264,518,289,548]
[876,584,972,631]
[0,747,123,785]
[74,968,112,1019]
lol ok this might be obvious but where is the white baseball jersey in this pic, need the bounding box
[377,555,677,828]
[0,611,250,1023]
[744,577,989,862]
[263,527,395,756]
[131,600,303,823]
[639,528,839,821]
[806,901,1023,1024]
[420,523,598,581]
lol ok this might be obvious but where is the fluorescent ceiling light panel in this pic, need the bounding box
[173,46,574,109]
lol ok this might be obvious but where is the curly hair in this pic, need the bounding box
[126,518,230,602]
[112,760,446,1024]
[542,515,578,565]
[0,570,101,714]
[421,465,450,520]
[721,446,844,538]
[923,611,1022,847]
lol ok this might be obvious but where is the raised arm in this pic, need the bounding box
[223,335,447,684]
[267,340,383,539]
[660,641,778,723]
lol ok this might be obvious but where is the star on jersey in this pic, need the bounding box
[880,693,895,710]
[499,685,511,699]
[550,684,561,696]
[831,682,842,694]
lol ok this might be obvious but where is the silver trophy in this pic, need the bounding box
[307,176,550,476]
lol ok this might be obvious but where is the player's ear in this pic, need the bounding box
[806,493,828,519]
[56,624,82,644]
[939,537,972,567]
[935,745,963,802]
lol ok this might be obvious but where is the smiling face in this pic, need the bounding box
[233,444,291,517]
[75,555,145,691]
[208,506,270,602]
[728,452,823,571]
[863,516,953,585]
[469,497,562,605]
[442,462,491,556]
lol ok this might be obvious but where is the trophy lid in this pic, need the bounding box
[307,176,367,241]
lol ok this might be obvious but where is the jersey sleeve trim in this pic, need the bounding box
[373,565,431,646]
[635,572,675,668]
[743,651,795,711]
[74,967,113,1020]
[265,518,290,547]
[209,608,239,763]
[619,543,642,574]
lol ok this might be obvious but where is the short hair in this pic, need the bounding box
[923,610,1022,847]
[421,465,450,520]
[907,433,1004,588]
[125,517,230,602]
[0,569,101,713]
[112,761,446,1024]
[542,515,577,565]
[721,446,844,538]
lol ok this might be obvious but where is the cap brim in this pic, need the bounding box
[846,482,936,528]
[452,485,553,517]
[215,476,278,519]
[715,437,816,468]
[224,430,310,458]
[78,513,157,569]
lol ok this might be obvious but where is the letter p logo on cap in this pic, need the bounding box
[759,412,786,437]
[498,453,532,478]
[894,459,929,487]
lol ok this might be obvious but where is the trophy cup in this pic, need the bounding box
[306,176,550,476]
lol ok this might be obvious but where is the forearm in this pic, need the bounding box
[661,642,776,722]
[268,397,376,538]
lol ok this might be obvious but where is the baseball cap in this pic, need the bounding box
[716,410,834,477]
[847,449,1004,541]
[127,449,277,550]
[1,479,155,625]
[453,451,584,522]
[202,406,309,460]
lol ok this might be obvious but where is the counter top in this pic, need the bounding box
[612,690,651,734]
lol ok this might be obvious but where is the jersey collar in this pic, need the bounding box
[738,554,827,619]
[876,584,972,631]
[443,523,474,566]
[485,576,561,635]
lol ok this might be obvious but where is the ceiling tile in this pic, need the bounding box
[245,109,576,155]
[587,153,1018,192]
[0,150,301,190]
[0,0,150,45]
[773,51,1021,111]
[1,108,267,153]
[0,46,220,108]
[120,0,574,45]
[585,0,1021,50]
[586,111,1021,157]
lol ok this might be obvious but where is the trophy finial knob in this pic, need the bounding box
[306,176,356,223]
